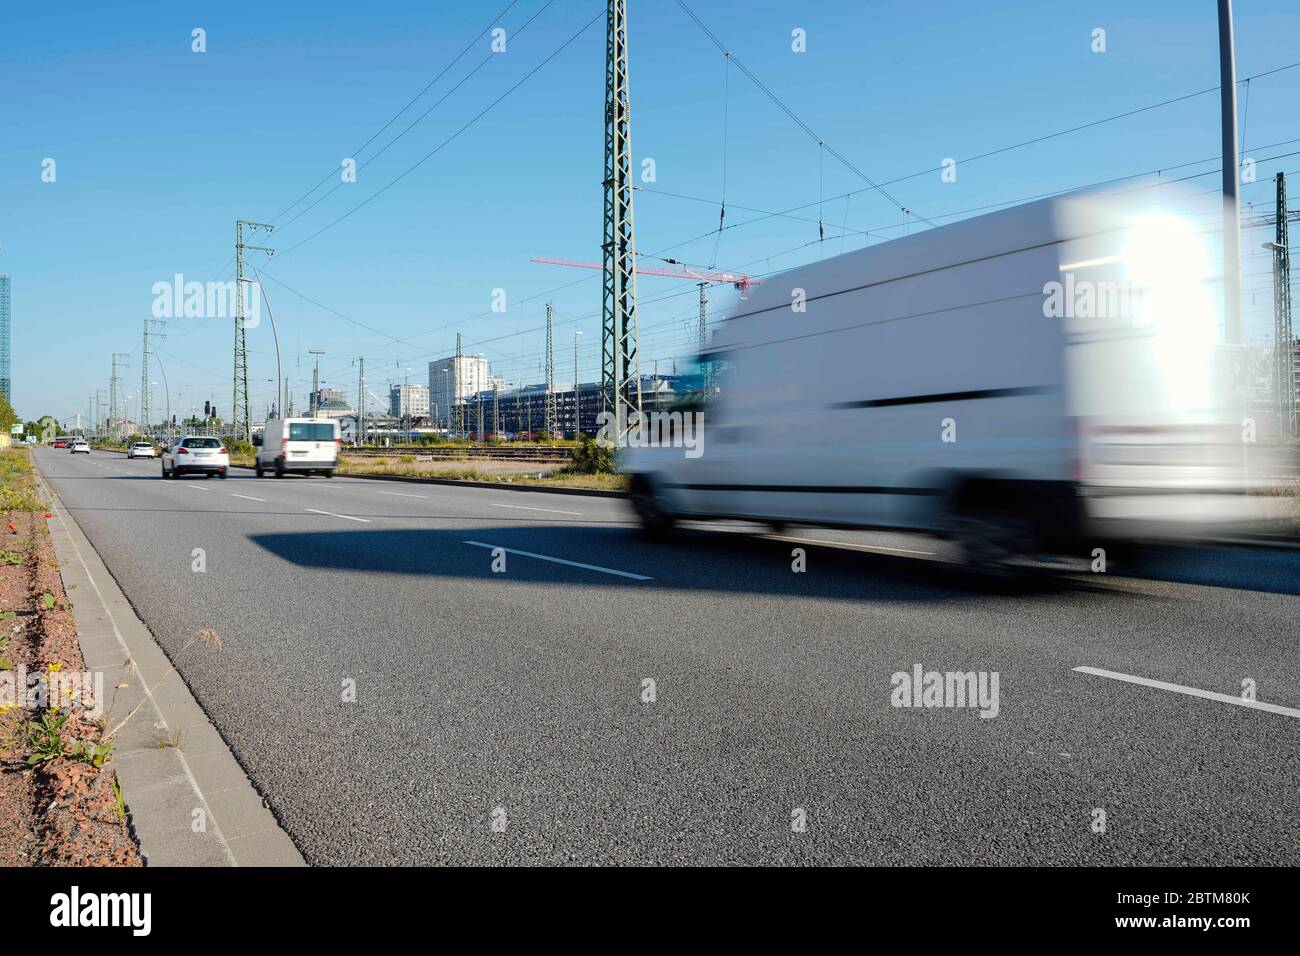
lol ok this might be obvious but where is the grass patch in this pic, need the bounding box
[331,456,628,491]
[0,449,44,513]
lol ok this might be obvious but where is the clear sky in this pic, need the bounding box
[2,0,1298,425]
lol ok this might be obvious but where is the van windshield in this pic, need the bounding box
[289,423,336,441]
[672,353,733,411]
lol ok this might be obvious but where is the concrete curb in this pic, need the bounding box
[229,462,630,498]
[35,469,306,867]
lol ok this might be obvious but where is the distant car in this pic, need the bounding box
[52,440,67,449]
[256,417,340,478]
[70,440,90,454]
[126,442,156,459]
[161,436,229,479]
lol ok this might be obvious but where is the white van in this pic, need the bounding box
[623,185,1269,567]
[256,418,340,478]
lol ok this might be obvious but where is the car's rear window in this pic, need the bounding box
[288,423,336,441]
[182,438,221,448]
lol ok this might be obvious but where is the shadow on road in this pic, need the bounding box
[245,523,1096,604]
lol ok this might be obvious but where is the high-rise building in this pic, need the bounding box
[390,383,430,420]
[428,354,492,427]
[0,276,10,404]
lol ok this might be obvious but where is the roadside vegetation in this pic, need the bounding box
[0,445,141,865]
[331,454,627,491]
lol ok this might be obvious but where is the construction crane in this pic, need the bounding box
[530,256,758,296]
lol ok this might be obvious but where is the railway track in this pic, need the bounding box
[342,445,574,463]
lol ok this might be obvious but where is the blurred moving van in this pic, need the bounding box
[623,186,1269,567]
[256,418,341,478]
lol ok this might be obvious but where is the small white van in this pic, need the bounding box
[256,418,340,478]
[622,185,1269,568]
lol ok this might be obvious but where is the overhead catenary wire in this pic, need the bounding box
[673,0,932,225]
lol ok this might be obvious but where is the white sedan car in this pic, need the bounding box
[161,437,229,479]
[126,442,156,459]
[70,440,90,454]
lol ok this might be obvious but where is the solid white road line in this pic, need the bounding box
[184,484,210,491]
[463,540,651,580]
[375,491,429,499]
[490,502,584,516]
[305,507,371,523]
[1072,666,1300,719]
[231,493,267,502]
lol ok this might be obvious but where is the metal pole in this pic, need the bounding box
[1219,0,1242,344]
[309,350,325,416]
[574,331,582,438]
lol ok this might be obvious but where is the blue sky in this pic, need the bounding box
[3,0,1298,424]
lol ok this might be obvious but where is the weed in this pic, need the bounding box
[111,775,126,819]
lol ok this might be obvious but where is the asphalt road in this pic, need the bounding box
[34,446,1300,865]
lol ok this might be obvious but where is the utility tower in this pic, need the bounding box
[1271,172,1295,437]
[602,0,642,444]
[141,319,165,437]
[453,333,465,439]
[545,303,557,437]
[309,350,325,415]
[235,220,274,441]
[476,382,484,442]
[492,383,500,438]
[110,353,129,440]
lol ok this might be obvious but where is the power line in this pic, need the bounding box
[268,1,523,225]
[673,0,930,224]
[272,1,557,234]
[271,9,603,262]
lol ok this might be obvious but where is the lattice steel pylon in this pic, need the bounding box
[1273,172,1295,438]
[602,0,642,445]
[545,303,557,437]
[110,353,129,440]
[235,219,274,442]
[141,319,165,437]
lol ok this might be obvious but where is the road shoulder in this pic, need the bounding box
[35,465,305,867]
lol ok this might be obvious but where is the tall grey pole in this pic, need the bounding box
[1219,0,1241,344]
[574,331,582,439]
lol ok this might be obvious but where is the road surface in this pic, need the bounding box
[34,447,1300,865]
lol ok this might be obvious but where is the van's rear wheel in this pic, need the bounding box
[275,458,285,479]
[255,460,264,478]
[630,475,675,539]
[948,511,1035,571]
[946,482,1039,574]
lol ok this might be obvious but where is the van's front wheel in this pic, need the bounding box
[630,475,676,539]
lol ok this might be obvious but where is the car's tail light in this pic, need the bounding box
[335,438,342,446]
[178,447,189,454]
[282,438,290,450]
[217,447,226,454]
